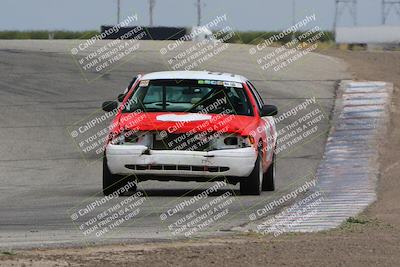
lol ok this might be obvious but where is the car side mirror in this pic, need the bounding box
[261,105,278,116]
[118,93,125,102]
[102,101,118,112]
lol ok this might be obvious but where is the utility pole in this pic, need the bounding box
[333,0,357,41]
[149,0,156,26]
[333,0,357,30]
[117,0,121,24]
[382,0,400,24]
[197,0,202,26]
[292,0,296,40]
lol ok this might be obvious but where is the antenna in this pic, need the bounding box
[149,0,156,26]
[382,0,400,24]
[333,0,357,30]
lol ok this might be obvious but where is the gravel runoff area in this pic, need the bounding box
[0,48,400,266]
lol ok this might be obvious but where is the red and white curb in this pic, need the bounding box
[237,81,393,234]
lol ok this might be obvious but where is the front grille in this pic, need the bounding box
[125,164,229,173]
[152,133,213,151]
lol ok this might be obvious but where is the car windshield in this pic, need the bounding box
[122,79,253,116]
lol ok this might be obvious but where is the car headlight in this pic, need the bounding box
[210,134,253,150]
[110,130,151,146]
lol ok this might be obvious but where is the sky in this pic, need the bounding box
[0,0,399,31]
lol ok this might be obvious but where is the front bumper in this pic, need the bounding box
[106,144,257,178]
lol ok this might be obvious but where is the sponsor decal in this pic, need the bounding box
[139,80,150,87]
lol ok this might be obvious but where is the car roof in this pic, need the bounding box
[140,71,248,83]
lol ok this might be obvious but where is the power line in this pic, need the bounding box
[333,0,357,30]
[382,0,400,24]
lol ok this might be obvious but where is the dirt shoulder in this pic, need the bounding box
[1,49,400,267]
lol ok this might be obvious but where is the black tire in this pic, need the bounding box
[103,157,135,196]
[240,150,262,195]
[262,153,275,191]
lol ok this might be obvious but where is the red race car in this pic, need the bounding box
[102,71,278,195]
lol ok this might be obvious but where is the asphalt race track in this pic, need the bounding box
[0,40,349,248]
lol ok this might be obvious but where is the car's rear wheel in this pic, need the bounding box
[262,153,275,191]
[240,149,262,195]
[103,157,135,196]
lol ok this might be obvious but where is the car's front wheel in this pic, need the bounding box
[240,149,262,195]
[103,156,135,195]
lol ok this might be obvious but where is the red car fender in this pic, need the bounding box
[242,82,271,168]
[107,75,143,143]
